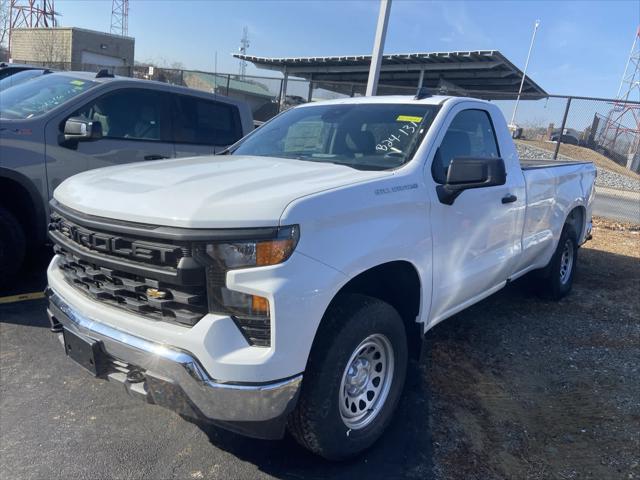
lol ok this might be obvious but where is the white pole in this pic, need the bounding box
[366,0,392,96]
[510,19,540,127]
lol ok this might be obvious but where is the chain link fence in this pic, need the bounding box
[491,93,640,224]
[15,60,640,223]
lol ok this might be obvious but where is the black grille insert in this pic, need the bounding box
[56,247,206,326]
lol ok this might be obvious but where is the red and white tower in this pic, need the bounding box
[598,27,640,171]
[110,0,129,37]
[8,0,57,57]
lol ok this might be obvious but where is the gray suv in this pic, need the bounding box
[0,70,253,284]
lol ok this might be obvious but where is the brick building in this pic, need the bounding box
[10,27,134,71]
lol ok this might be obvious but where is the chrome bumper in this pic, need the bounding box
[47,291,302,439]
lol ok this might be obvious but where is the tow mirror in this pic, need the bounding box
[63,117,103,143]
[436,157,506,205]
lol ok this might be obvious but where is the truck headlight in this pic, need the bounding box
[205,225,299,269]
[199,225,299,347]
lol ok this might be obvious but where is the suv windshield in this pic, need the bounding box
[231,103,439,170]
[0,74,96,120]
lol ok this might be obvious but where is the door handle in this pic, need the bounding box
[502,194,518,204]
[144,154,169,160]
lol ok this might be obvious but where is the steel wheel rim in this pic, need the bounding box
[559,239,574,284]
[338,333,394,430]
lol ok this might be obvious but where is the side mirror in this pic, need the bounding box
[63,117,103,143]
[436,157,506,205]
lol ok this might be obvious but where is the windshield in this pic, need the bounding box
[0,74,96,120]
[0,69,46,91]
[231,103,439,170]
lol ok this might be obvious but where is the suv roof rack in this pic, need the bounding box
[96,69,114,78]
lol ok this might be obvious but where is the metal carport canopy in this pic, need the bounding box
[234,50,547,99]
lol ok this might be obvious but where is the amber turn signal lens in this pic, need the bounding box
[256,239,296,266]
[251,295,270,315]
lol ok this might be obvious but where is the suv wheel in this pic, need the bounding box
[288,294,408,460]
[0,206,26,289]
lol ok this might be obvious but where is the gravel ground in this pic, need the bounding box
[426,217,640,479]
[515,142,640,192]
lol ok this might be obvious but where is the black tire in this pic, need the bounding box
[0,206,26,289]
[536,224,578,300]
[0,207,26,287]
[288,293,408,460]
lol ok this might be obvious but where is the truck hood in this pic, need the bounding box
[54,155,391,228]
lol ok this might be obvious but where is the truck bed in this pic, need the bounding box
[520,159,592,170]
[512,159,596,276]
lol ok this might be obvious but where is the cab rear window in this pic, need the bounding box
[172,96,243,146]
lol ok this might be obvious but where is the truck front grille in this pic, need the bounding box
[49,208,207,327]
[50,213,184,269]
[55,247,206,326]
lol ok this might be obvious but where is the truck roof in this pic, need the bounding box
[42,70,249,107]
[297,94,490,108]
[50,70,175,88]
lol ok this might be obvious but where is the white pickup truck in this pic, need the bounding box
[46,94,596,460]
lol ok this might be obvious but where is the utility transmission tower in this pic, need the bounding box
[598,26,640,171]
[110,0,129,37]
[238,26,249,78]
[7,0,57,55]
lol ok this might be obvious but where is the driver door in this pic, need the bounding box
[428,105,525,323]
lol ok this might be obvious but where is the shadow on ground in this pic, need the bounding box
[190,365,433,479]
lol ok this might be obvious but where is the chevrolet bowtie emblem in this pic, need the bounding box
[146,288,167,299]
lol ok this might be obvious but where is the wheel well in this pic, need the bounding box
[0,177,41,247]
[329,261,423,359]
[566,206,585,240]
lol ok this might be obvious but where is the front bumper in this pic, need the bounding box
[47,290,302,439]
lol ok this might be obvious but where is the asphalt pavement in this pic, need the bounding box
[593,188,640,224]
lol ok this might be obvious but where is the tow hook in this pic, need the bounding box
[45,289,64,332]
[126,369,145,383]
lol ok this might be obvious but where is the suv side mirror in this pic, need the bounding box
[436,157,506,205]
[63,117,103,143]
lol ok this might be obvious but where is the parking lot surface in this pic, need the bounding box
[1,218,638,479]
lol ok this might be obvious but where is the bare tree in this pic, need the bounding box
[31,28,67,66]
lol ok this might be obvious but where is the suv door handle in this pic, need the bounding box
[144,154,169,160]
[502,194,518,204]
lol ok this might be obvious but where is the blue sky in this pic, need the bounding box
[56,0,638,99]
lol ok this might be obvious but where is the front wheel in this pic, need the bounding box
[288,294,408,460]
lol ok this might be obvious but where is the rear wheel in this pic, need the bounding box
[288,294,408,460]
[536,224,578,300]
[0,206,26,289]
